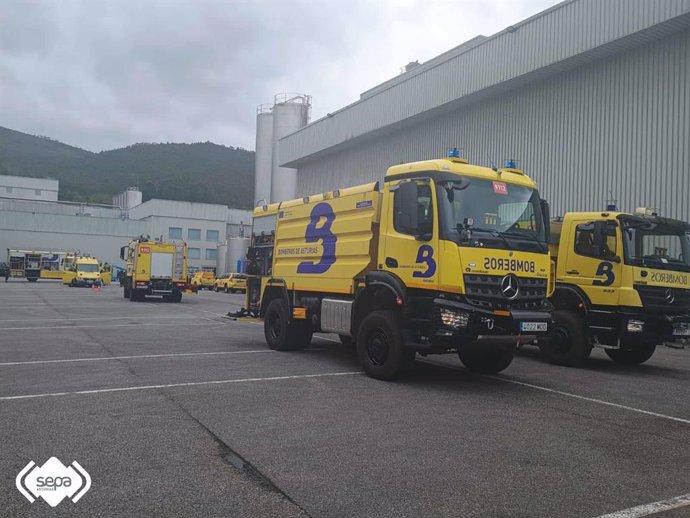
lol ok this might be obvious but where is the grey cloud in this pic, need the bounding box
[0,0,558,152]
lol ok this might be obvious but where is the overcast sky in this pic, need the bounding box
[0,0,560,152]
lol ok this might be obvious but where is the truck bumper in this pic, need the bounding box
[410,298,553,351]
[619,310,690,348]
[73,279,101,287]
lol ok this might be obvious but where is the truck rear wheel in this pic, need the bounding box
[540,310,592,366]
[264,298,312,351]
[356,310,414,380]
[605,341,656,365]
[458,346,514,374]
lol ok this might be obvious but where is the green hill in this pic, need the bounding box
[0,126,255,208]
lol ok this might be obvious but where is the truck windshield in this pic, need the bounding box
[437,177,547,252]
[78,264,99,273]
[621,218,690,272]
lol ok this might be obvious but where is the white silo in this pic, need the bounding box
[228,237,250,273]
[125,187,142,209]
[270,93,310,203]
[216,242,229,276]
[254,104,274,206]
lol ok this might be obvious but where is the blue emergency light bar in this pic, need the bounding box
[448,148,460,158]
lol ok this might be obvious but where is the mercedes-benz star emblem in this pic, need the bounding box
[665,288,675,304]
[501,274,520,300]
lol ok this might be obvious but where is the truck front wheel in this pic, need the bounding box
[264,298,312,351]
[458,346,514,374]
[356,310,414,380]
[605,341,655,365]
[540,310,592,366]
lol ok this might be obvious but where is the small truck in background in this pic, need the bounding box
[191,270,216,290]
[542,209,690,365]
[7,249,68,282]
[241,152,554,380]
[62,256,103,287]
[120,236,188,302]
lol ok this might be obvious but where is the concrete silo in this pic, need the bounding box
[254,104,274,206]
[216,242,229,276]
[227,236,250,273]
[270,94,310,203]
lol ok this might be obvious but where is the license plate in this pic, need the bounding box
[673,324,690,336]
[520,322,548,332]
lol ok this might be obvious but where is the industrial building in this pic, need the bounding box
[256,0,690,222]
[0,175,251,273]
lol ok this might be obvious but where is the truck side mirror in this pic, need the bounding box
[540,199,551,244]
[394,181,419,234]
[119,246,127,260]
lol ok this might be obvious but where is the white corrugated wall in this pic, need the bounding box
[295,27,690,222]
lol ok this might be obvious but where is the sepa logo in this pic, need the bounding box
[16,457,91,507]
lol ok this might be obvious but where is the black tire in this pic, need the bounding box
[214,285,219,292]
[458,346,515,374]
[605,341,656,365]
[130,288,142,302]
[540,310,592,366]
[224,286,229,293]
[339,335,354,348]
[123,280,130,298]
[172,291,182,303]
[70,279,76,287]
[264,298,312,351]
[356,310,414,380]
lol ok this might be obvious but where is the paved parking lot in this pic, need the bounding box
[1,280,689,517]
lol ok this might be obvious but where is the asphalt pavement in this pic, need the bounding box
[0,280,688,517]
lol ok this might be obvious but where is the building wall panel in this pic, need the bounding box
[295,28,690,222]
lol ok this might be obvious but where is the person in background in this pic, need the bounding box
[0,262,9,282]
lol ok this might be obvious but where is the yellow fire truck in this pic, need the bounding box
[542,208,690,365]
[241,151,553,379]
[7,249,69,281]
[120,236,188,302]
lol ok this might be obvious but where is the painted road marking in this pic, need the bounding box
[419,360,690,426]
[0,315,203,323]
[487,375,690,426]
[594,492,690,517]
[0,348,328,367]
[0,371,363,401]
[0,321,226,331]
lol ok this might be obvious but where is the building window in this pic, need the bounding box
[188,228,201,240]
[35,189,42,196]
[188,247,201,260]
[205,248,217,260]
[169,227,182,239]
[206,230,220,242]
[5,187,12,193]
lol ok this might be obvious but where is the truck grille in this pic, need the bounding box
[634,284,690,313]
[463,274,547,310]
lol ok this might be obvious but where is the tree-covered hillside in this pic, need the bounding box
[0,126,254,208]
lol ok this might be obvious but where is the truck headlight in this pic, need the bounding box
[627,319,644,333]
[440,309,470,330]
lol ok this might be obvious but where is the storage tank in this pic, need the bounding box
[227,237,250,273]
[254,105,274,206]
[270,94,310,203]
[216,242,229,276]
[125,187,143,209]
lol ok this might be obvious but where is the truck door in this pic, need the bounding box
[380,179,439,292]
[563,219,621,306]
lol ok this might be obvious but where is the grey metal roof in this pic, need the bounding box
[279,0,690,168]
